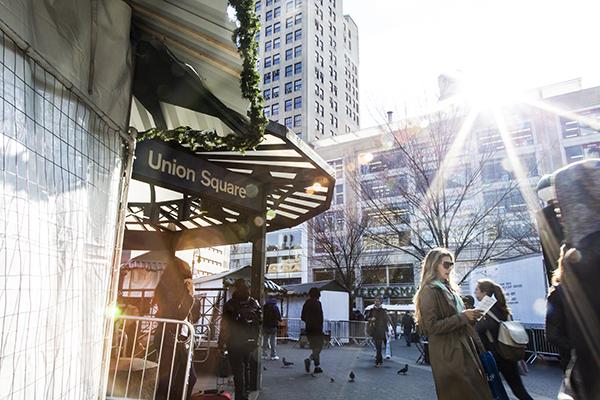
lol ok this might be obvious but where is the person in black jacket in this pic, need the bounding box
[370,297,391,367]
[474,279,533,400]
[301,287,324,374]
[401,312,415,347]
[152,256,199,400]
[219,279,262,400]
[262,295,282,360]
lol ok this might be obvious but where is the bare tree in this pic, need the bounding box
[350,108,541,283]
[307,209,387,311]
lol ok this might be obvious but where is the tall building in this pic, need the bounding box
[230,0,359,286]
[311,80,600,309]
[255,0,360,143]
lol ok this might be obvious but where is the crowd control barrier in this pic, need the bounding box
[107,315,196,400]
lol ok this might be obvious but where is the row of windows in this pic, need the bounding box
[263,62,302,84]
[283,115,303,129]
[255,0,303,13]
[264,14,302,37]
[264,29,302,52]
[263,49,301,68]
[263,98,303,115]
[263,80,302,99]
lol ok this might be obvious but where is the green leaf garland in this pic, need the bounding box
[137,0,267,152]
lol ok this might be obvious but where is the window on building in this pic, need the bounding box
[362,267,387,284]
[265,25,273,36]
[284,81,293,94]
[266,10,273,21]
[294,79,302,91]
[295,12,302,24]
[273,22,281,33]
[272,69,280,81]
[271,103,280,115]
[263,106,271,117]
[284,99,292,112]
[284,117,293,128]
[263,72,271,84]
[294,114,302,127]
[294,96,302,109]
[266,0,273,5]
[255,1,262,12]
[286,17,293,28]
[263,88,271,100]
[294,29,302,41]
[285,65,293,77]
[285,48,293,60]
[313,269,334,280]
[294,45,302,57]
[264,57,271,68]
[273,37,281,49]
[565,142,600,163]
[265,40,272,52]
[295,0,302,7]
[286,32,293,44]
[272,53,280,65]
[274,6,281,17]
[560,107,600,138]
[333,183,343,204]
[327,158,343,179]
[294,62,302,74]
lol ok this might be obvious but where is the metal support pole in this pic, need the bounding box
[249,193,267,391]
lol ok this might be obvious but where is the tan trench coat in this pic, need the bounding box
[418,285,493,400]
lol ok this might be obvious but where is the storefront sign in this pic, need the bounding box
[133,139,263,212]
[356,285,416,299]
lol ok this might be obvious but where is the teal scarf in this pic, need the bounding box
[430,279,464,314]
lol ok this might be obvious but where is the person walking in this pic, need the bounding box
[219,279,262,400]
[401,312,415,346]
[414,248,492,400]
[369,297,390,367]
[262,295,282,360]
[152,256,199,400]
[474,279,534,400]
[301,287,324,374]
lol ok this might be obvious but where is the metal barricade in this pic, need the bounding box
[280,318,373,347]
[525,327,560,364]
[107,315,195,400]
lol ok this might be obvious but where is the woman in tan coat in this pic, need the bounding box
[414,248,492,400]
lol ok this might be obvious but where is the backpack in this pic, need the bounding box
[263,303,279,327]
[488,311,529,362]
[234,299,260,348]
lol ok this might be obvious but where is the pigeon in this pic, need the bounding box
[263,366,267,371]
[282,358,294,367]
[397,364,409,375]
[348,371,355,382]
[330,378,335,383]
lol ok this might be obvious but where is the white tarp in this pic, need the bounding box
[469,255,548,325]
[0,0,133,129]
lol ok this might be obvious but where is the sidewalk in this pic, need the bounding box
[258,340,563,400]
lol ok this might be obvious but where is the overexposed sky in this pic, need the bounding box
[343,0,600,128]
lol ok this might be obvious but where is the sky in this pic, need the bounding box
[343,0,600,128]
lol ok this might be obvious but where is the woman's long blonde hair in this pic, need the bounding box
[413,247,455,324]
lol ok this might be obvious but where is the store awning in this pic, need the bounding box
[194,265,287,294]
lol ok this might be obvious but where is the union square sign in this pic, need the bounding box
[356,285,416,299]
[133,139,264,213]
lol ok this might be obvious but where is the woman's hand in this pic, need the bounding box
[184,278,194,297]
[462,309,483,321]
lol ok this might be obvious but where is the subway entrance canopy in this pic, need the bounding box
[123,7,335,253]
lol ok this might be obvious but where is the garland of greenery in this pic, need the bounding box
[137,0,267,152]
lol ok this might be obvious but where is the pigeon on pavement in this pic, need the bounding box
[330,378,335,383]
[397,364,408,375]
[348,371,355,382]
[282,358,294,367]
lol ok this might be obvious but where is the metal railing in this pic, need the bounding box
[280,318,373,346]
[524,326,560,364]
[107,315,197,400]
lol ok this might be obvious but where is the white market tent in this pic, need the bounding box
[282,280,349,321]
[364,303,416,312]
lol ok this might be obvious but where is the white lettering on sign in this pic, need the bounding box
[200,170,247,198]
[148,150,196,182]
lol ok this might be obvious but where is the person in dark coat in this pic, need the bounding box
[401,312,415,346]
[475,279,534,400]
[262,295,282,360]
[152,256,199,400]
[370,297,390,367]
[219,279,262,400]
[414,248,492,400]
[301,287,324,374]
[553,159,600,399]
